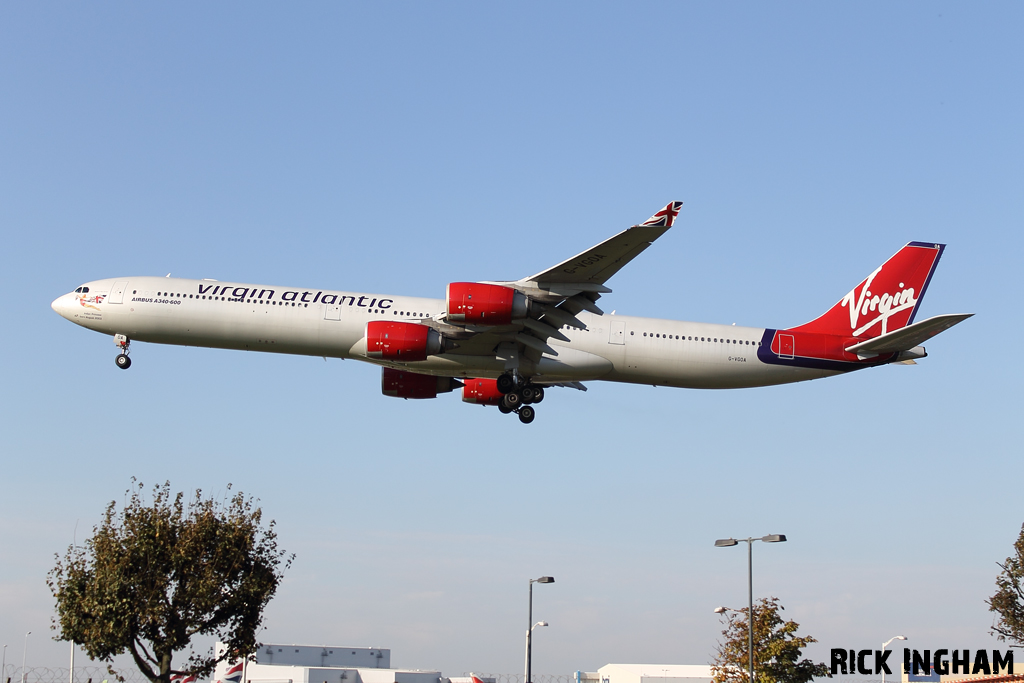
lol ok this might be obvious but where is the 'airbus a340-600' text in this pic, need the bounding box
[51,202,972,424]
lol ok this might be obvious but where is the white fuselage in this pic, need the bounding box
[52,276,839,389]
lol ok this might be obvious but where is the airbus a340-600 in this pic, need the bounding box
[52,202,971,424]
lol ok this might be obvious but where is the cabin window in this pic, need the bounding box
[630,331,634,335]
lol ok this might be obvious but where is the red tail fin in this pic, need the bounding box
[790,242,945,338]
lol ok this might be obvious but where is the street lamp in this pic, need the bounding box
[3,644,8,683]
[881,636,906,683]
[714,535,787,683]
[22,632,31,683]
[526,576,554,683]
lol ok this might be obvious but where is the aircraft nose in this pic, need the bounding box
[52,294,71,318]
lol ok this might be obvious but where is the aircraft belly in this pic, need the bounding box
[533,346,613,380]
[398,354,509,378]
[384,345,614,382]
[606,358,832,389]
[128,304,326,356]
[604,320,839,389]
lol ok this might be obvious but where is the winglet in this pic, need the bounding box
[639,201,683,227]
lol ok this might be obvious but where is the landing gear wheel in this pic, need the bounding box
[518,405,536,424]
[520,386,536,403]
[115,354,132,370]
[498,403,513,414]
[496,373,516,394]
[532,386,545,403]
[502,392,521,409]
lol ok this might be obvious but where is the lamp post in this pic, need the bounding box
[714,535,787,683]
[21,632,31,683]
[3,644,8,683]
[525,576,554,683]
[881,636,906,683]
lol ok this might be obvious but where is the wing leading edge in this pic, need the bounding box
[454,201,683,369]
[519,200,682,289]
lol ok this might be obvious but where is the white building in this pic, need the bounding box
[583,663,713,683]
[212,643,441,683]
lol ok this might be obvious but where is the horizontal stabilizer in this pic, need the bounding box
[845,313,973,356]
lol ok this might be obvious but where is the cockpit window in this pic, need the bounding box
[74,286,89,293]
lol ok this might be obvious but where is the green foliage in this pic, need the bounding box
[988,522,1024,645]
[711,597,829,683]
[48,481,292,683]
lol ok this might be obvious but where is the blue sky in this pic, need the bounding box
[2,1,1023,678]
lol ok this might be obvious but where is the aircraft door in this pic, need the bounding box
[109,281,129,304]
[324,304,341,321]
[609,319,625,345]
[777,333,794,359]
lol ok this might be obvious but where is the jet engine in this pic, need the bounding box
[382,368,461,399]
[462,378,505,405]
[365,321,444,361]
[446,282,529,325]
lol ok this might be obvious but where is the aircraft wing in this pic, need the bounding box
[438,201,683,369]
[482,201,681,307]
[522,201,682,287]
[845,313,973,356]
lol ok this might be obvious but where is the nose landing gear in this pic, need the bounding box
[114,334,132,370]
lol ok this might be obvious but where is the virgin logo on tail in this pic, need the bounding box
[842,266,918,336]
[790,242,943,339]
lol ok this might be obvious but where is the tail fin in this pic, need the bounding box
[791,242,945,338]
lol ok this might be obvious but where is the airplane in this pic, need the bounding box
[51,202,971,424]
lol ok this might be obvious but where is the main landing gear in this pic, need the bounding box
[496,373,545,424]
[114,334,132,370]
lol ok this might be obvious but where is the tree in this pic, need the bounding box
[711,597,829,683]
[988,522,1024,645]
[48,481,292,683]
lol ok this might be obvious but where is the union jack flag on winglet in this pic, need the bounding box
[639,201,683,227]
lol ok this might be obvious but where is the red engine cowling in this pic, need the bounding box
[366,321,442,361]
[447,282,529,325]
[462,378,505,405]
[382,368,461,399]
